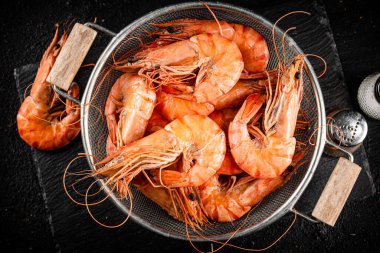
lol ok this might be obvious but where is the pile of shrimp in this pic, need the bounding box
[64,9,324,252]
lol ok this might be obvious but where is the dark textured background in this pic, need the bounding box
[1,0,380,252]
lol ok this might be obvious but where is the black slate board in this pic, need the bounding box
[14,0,376,252]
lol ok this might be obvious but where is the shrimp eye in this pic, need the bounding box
[188,193,195,201]
[128,56,136,63]
[167,26,175,34]
[286,165,294,173]
[54,44,60,50]
[295,71,301,80]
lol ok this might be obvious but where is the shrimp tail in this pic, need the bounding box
[233,93,266,124]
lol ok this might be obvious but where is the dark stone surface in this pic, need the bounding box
[1,0,380,252]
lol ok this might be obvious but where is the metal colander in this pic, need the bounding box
[80,1,326,241]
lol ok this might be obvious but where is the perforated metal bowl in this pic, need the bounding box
[81,1,326,241]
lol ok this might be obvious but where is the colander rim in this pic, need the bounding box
[80,1,326,241]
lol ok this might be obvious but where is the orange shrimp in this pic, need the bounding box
[209,71,280,111]
[17,26,81,150]
[209,108,238,133]
[217,152,242,176]
[229,56,305,178]
[154,77,269,122]
[199,174,284,222]
[132,173,208,228]
[209,80,263,111]
[104,73,156,150]
[104,116,208,228]
[153,19,269,73]
[156,88,214,121]
[154,19,235,40]
[209,109,243,175]
[145,109,169,135]
[231,23,270,73]
[116,33,244,103]
[140,119,209,228]
[106,135,117,155]
[199,151,304,222]
[93,115,226,192]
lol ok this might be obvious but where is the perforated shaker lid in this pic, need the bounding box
[328,110,368,147]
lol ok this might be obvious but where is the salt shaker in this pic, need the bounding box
[325,109,368,156]
[357,72,380,120]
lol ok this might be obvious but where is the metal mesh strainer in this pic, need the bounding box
[80,2,326,241]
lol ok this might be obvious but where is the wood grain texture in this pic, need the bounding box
[312,157,361,226]
[47,23,97,91]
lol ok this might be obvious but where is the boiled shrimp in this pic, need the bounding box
[142,119,209,227]
[105,73,156,150]
[155,78,267,121]
[229,56,304,178]
[116,33,244,103]
[153,19,269,73]
[209,109,242,175]
[17,26,81,150]
[209,108,238,133]
[232,23,270,73]
[156,87,214,121]
[199,151,304,222]
[131,173,208,228]
[145,109,169,135]
[93,115,226,194]
[209,80,263,111]
[199,174,283,222]
[209,70,280,110]
[106,135,117,155]
[216,152,242,176]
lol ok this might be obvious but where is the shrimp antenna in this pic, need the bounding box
[200,1,224,37]
[308,117,344,146]
[303,53,327,78]
[63,154,110,206]
[85,179,132,228]
[63,17,77,32]
[272,11,311,72]
[190,209,297,253]
[23,82,34,100]
[282,27,296,67]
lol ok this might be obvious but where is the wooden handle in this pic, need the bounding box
[312,157,361,226]
[47,23,97,91]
